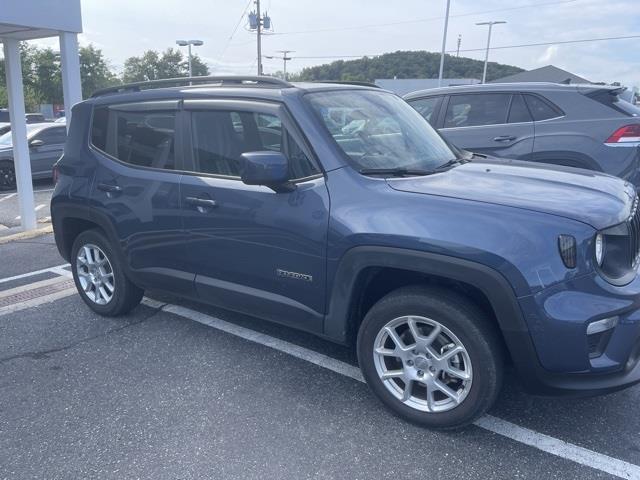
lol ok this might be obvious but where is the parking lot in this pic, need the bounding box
[1,233,639,479]
[0,180,54,233]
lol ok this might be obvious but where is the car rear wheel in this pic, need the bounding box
[0,160,16,190]
[71,229,143,316]
[357,285,503,429]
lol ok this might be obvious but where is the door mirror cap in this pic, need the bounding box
[29,139,44,148]
[240,151,295,193]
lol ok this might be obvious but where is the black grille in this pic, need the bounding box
[629,196,640,268]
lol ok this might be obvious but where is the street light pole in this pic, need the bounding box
[176,39,204,77]
[476,21,506,83]
[437,0,451,88]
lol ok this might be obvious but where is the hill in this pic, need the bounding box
[291,50,524,83]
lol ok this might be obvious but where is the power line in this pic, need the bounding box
[269,0,580,36]
[291,33,640,60]
[220,0,253,59]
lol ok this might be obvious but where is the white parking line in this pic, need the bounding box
[3,264,640,480]
[0,193,16,202]
[0,263,69,285]
[35,204,46,211]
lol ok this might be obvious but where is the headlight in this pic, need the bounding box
[595,233,605,266]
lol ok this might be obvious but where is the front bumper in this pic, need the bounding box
[509,271,640,396]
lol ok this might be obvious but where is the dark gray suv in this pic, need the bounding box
[405,83,640,186]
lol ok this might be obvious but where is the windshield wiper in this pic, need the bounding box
[435,158,468,170]
[358,167,435,177]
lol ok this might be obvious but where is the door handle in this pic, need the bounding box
[493,135,517,142]
[185,196,218,211]
[97,183,122,195]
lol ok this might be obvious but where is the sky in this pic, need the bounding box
[33,0,640,87]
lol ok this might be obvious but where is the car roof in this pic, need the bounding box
[87,80,386,106]
[403,82,619,100]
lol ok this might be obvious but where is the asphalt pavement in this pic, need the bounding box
[0,180,54,233]
[1,234,639,479]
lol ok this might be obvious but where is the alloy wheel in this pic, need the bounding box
[373,315,473,413]
[0,163,16,189]
[76,243,115,305]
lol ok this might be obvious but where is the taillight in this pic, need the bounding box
[605,124,640,144]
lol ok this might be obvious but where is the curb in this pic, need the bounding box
[0,224,53,244]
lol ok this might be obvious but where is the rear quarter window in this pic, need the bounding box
[523,94,563,121]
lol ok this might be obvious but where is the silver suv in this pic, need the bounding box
[405,83,640,186]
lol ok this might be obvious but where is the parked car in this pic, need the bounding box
[0,122,11,136]
[52,77,640,429]
[0,109,47,124]
[404,83,640,186]
[0,122,67,189]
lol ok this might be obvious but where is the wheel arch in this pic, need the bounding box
[324,247,534,362]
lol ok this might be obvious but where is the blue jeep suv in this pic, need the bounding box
[52,76,640,429]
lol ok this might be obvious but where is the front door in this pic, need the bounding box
[89,100,192,294]
[180,99,329,333]
[29,125,66,176]
[438,93,535,159]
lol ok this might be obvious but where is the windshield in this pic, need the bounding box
[306,90,457,172]
[0,124,46,147]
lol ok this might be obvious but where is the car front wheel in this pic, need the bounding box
[357,285,503,429]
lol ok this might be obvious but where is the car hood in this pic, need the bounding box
[0,145,12,157]
[386,158,635,230]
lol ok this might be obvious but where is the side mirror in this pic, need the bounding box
[29,139,44,148]
[240,151,295,193]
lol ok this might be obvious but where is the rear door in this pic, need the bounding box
[29,125,66,176]
[89,100,193,294]
[438,92,535,158]
[179,98,329,333]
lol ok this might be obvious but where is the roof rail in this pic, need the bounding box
[311,80,381,88]
[91,75,293,98]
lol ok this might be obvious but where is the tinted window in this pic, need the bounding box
[307,90,456,172]
[444,94,510,128]
[508,94,532,123]
[33,126,66,145]
[408,97,441,125]
[91,106,177,170]
[190,110,319,179]
[523,94,562,121]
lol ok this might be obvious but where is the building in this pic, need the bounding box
[374,78,480,96]
[1,0,83,231]
[491,65,590,84]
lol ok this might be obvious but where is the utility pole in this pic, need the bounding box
[265,50,294,80]
[437,0,451,87]
[476,21,506,83]
[456,34,462,57]
[256,0,262,75]
[248,0,272,76]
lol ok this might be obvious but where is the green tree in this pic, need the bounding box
[80,45,120,97]
[292,50,524,83]
[123,48,210,83]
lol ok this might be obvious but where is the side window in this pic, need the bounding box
[523,94,562,121]
[91,105,177,170]
[34,126,67,145]
[408,96,441,125]
[190,110,320,179]
[507,94,533,123]
[444,94,510,128]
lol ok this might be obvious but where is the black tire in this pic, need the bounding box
[0,160,16,190]
[71,229,144,316]
[357,285,504,430]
